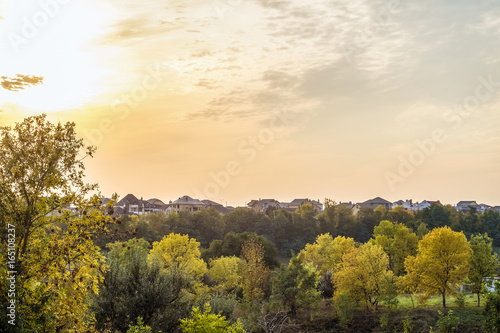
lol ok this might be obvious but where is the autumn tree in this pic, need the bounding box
[298,234,356,275]
[469,233,499,306]
[241,238,270,304]
[404,226,472,308]
[333,242,393,309]
[148,233,207,280]
[0,115,117,332]
[207,256,243,294]
[371,220,418,276]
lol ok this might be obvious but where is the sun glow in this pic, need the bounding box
[0,1,113,113]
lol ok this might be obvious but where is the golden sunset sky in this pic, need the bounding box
[1,0,499,207]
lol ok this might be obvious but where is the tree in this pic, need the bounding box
[0,115,116,332]
[333,243,393,309]
[92,244,191,332]
[191,207,225,247]
[483,283,500,333]
[241,238,270,304]
[203,232,279,268]
[148,233,207,280]
[271,255,320,318]
[404,226,472,308]
[371,220,418,276]
[208,256,243,294]
[298,234,356,275]
[180,303,245,333]
[469,233,499,306]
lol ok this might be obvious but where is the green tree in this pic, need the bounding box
[203,232,279,268]
[0,115,116,332]
[469,233,499,306]
[404,227,472,308]
[271,255,320,318]
[92,244,191,332]
[371,220,418,276]
[180,303,245,333]
[484,283,500,333]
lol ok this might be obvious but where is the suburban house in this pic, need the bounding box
[392,199,415,210]
[247,199,281,213]
[338,201,355,209]
[456,201,479,213]
[357,197,392,210]
[169,195,205,213]
[202,199,230,214]
[478,203,493,213]
[288,198,323,212]
[416,200,441,210]
[111,194,167,215]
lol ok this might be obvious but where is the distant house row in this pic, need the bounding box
[103,194,236,216]
[246,198,323,213]
[102,194,500,217]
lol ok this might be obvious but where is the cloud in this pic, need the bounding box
[1,75,44,91]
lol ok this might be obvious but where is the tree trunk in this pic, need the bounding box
[478,292,481,307]
[442,291,446,308]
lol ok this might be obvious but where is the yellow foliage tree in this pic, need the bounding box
[148,233,207,280]
[403,226,472,308]
[241,238,270,304]
[333,242,393,308]
[208,256,242,294]
[298,234,356,275]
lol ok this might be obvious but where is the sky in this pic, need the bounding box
[0,0,499,207]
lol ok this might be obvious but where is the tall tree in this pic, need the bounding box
[469,233,499,306]
[0,115,116,332]
[404,226,472,308]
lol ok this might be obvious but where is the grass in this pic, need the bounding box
[396,292,486,309]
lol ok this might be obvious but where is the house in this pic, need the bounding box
[456,201,479,213]
[288,198,323,212]
[114,194,146,215]
[357,197,392,210]
[416,200,441,210]
[392,199,415,210]
[202,199,230,214]
[338,201,354,209]
[112,194,167,215]
[493,206,500,213]
[478,203,493,213]
[169,195,205,213]
[247,199,281,213]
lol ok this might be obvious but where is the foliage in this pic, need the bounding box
[371,220,418,276]
[180,303,245,333]
[127,317,153,333]
[208,256,242,294]
[484,283,500,333]
[333,242,393,308]
[334,292,358,329]
[0,115,117,332]
[469,233,499,307]
[149,233,207,280]
[434,310,459,333]
[203,232,279,268]
[298,234,356,275]
[455,291,466,308]
[271,255,320,317]
[92,244,192,332]
[404,227,472,308]
[241,238,270,305]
